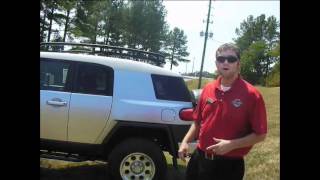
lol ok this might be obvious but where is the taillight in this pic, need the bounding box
[179,108,194,121]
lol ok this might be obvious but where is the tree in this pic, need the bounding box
[58,0,77,42]
[103,0,125,46]
[265,41,280,86]
[40,0,66,43]
[123,1,167,50]
[40,0,56,42]
[140,0,167,52]
[118,0,168,66]
[233,14,279,85]
[234,14,279,51]
[40,0,170,67]
[164,27,190,70]
[51,31,64,51]
[73,0,109,44]
[265,61,280,87]
[41,0,76,43]
[40,0,49,42]
[240,41,267,84]
[268,63,280,86]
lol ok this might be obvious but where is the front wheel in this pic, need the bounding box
[108,138,167,180]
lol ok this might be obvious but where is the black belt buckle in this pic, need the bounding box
[204,152,215,160]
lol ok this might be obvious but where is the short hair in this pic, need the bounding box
[216,43,241,60]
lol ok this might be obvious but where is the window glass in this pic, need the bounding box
[40,60,70,91]
[151,74,191,102]
[75,63,113,96]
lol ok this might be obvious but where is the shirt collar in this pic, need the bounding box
[214,74,241,92]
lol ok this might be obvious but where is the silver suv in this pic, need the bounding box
[40,49,194,180]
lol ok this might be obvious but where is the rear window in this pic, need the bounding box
[151,74,191,102]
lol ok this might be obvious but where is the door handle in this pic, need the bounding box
[47,98,67,106]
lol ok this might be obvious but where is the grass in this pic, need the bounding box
[185,78,212,90]
[40,79,279,180]
[40,159,105,169]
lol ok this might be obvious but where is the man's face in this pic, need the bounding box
[215,49,240,79]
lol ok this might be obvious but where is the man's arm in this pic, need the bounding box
[178,121,200,161]
[206,133,266,155]
[229,133,266,149]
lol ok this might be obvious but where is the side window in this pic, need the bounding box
[40,60,71,91]
[75,63,113,96]
[151,74,191,102]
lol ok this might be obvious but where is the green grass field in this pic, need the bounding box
[41,79,279,180]
[185,78,212,90]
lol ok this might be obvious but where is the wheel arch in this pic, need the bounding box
[101,121,178,159]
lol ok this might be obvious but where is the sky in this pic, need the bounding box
[162,0,280,74]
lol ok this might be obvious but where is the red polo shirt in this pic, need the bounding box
[193,76,267,158]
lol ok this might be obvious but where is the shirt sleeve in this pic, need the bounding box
[249,92,268,135]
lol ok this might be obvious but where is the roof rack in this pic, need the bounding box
[40,42,165,65]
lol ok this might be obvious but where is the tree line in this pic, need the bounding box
[201,14,279,87]
[40,1,279,86]
[40,0,189,68]
[233,14,280,86]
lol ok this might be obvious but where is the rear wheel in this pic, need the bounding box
[108,138,167,180]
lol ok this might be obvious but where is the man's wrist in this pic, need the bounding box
[229,139,239,150]
[181,141,188,145]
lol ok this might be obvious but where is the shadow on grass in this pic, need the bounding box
[40,163,186,180]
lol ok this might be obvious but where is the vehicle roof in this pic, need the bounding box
[40,52,180,77]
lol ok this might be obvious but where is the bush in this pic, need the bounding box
[265,62,280,87]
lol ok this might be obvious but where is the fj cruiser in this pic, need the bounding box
[40,43,195,180]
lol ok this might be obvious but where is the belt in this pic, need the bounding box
[197,148,243,160]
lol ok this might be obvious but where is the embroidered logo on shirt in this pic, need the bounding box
[206,98,216,104]
[232,99,242,108]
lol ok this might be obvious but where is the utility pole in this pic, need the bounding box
[198,0,212,89]
[192,57,195,74]
[185,62,188,74]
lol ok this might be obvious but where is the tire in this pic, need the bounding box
[108,138,167,180]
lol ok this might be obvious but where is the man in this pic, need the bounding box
[178,43,267,180]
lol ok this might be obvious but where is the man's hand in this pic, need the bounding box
[178,142,189,162]
[206,137,234,155]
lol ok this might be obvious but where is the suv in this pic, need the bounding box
[40,48,194,180]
